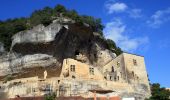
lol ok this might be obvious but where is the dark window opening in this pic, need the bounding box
[72,75,76,79]
[88,39,91,43]
[75,50,80,56]
[110,76,112,80]
[114,76,116,81]
[70,65,75,72]
[133,59,137,66]
[132,71,135,77]
[89,67,94,75]
[117,76,119,80]
[137,76,139,80]
[104,76,107,80]
[112,66,114,72]
[58,80,60,84]
[94,54,97,58]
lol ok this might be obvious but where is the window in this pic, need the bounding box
[89,67,94,75]
[70,65,75,72]
[104,76,107,80]
[132,71,135,77]
[117,76,119,81]
[110,76,112,81]
[72,75,76,79]
[114,76,116,81]
[112,66,114,72]
[133,59,137,66]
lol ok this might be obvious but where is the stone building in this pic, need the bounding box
[61,58,103,80]
[0,52,150,99]
[58,52,151,99]
[103,52,150,86]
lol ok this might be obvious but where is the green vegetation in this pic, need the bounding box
[106,39,122,55]
[45,93,56,100]
[0,4,121,55]
[3,75,13,83]
[146,83,170,100]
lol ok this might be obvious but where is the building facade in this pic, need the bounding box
[0,53,151,99]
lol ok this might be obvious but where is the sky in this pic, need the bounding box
[0,0,170,87]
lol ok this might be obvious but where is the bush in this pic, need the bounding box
[3,75,13,83]
[0,4,120,55]
[45,93,56,100]
[106,39,122,55]
[0,5,105,51]
[146,83,170,100]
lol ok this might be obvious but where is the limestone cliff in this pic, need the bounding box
[0,42,4,54]
[0,17,115,80]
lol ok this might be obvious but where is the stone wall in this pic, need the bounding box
[103,53,151,98]
[61,58,103,80]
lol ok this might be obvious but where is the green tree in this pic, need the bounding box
[30,7,53,26]
[80,15,104,35]
[106,39,123,55]
[41,7,53,26]
[0,4,122,55]
[146,83,170,100]
[54,4,66,16]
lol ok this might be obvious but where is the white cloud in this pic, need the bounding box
[104,18,149,52]
[147,8,170,28]
[105,1,143,19]
[128,9,142,18]
[105,2,128,14]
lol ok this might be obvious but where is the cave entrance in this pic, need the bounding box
[75,50,80,56]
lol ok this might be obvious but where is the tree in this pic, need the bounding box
[106,39,123,55]
[146,83,170,100]
[54,4,66,16]
[30,7,53,26]
[79,15,104,35]
[0,4,122,54]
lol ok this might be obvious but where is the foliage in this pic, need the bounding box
[0,4,105,51]
[146,83,170,100]
[106,39,123,55]
[0,4,121,55]
[45,93,56,100]
[0,18,28,50]
[3,75,13,83]
[54,4,67,14]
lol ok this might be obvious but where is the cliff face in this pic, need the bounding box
[0,42,4,54]
[0,18,115,80]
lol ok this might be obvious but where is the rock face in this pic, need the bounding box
[0,17,115,80]
[0,42,4,54]
[0,17,151,99]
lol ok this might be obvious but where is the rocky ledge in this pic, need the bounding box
[0,17,116,80]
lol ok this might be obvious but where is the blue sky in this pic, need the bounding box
[0,0,170,87]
